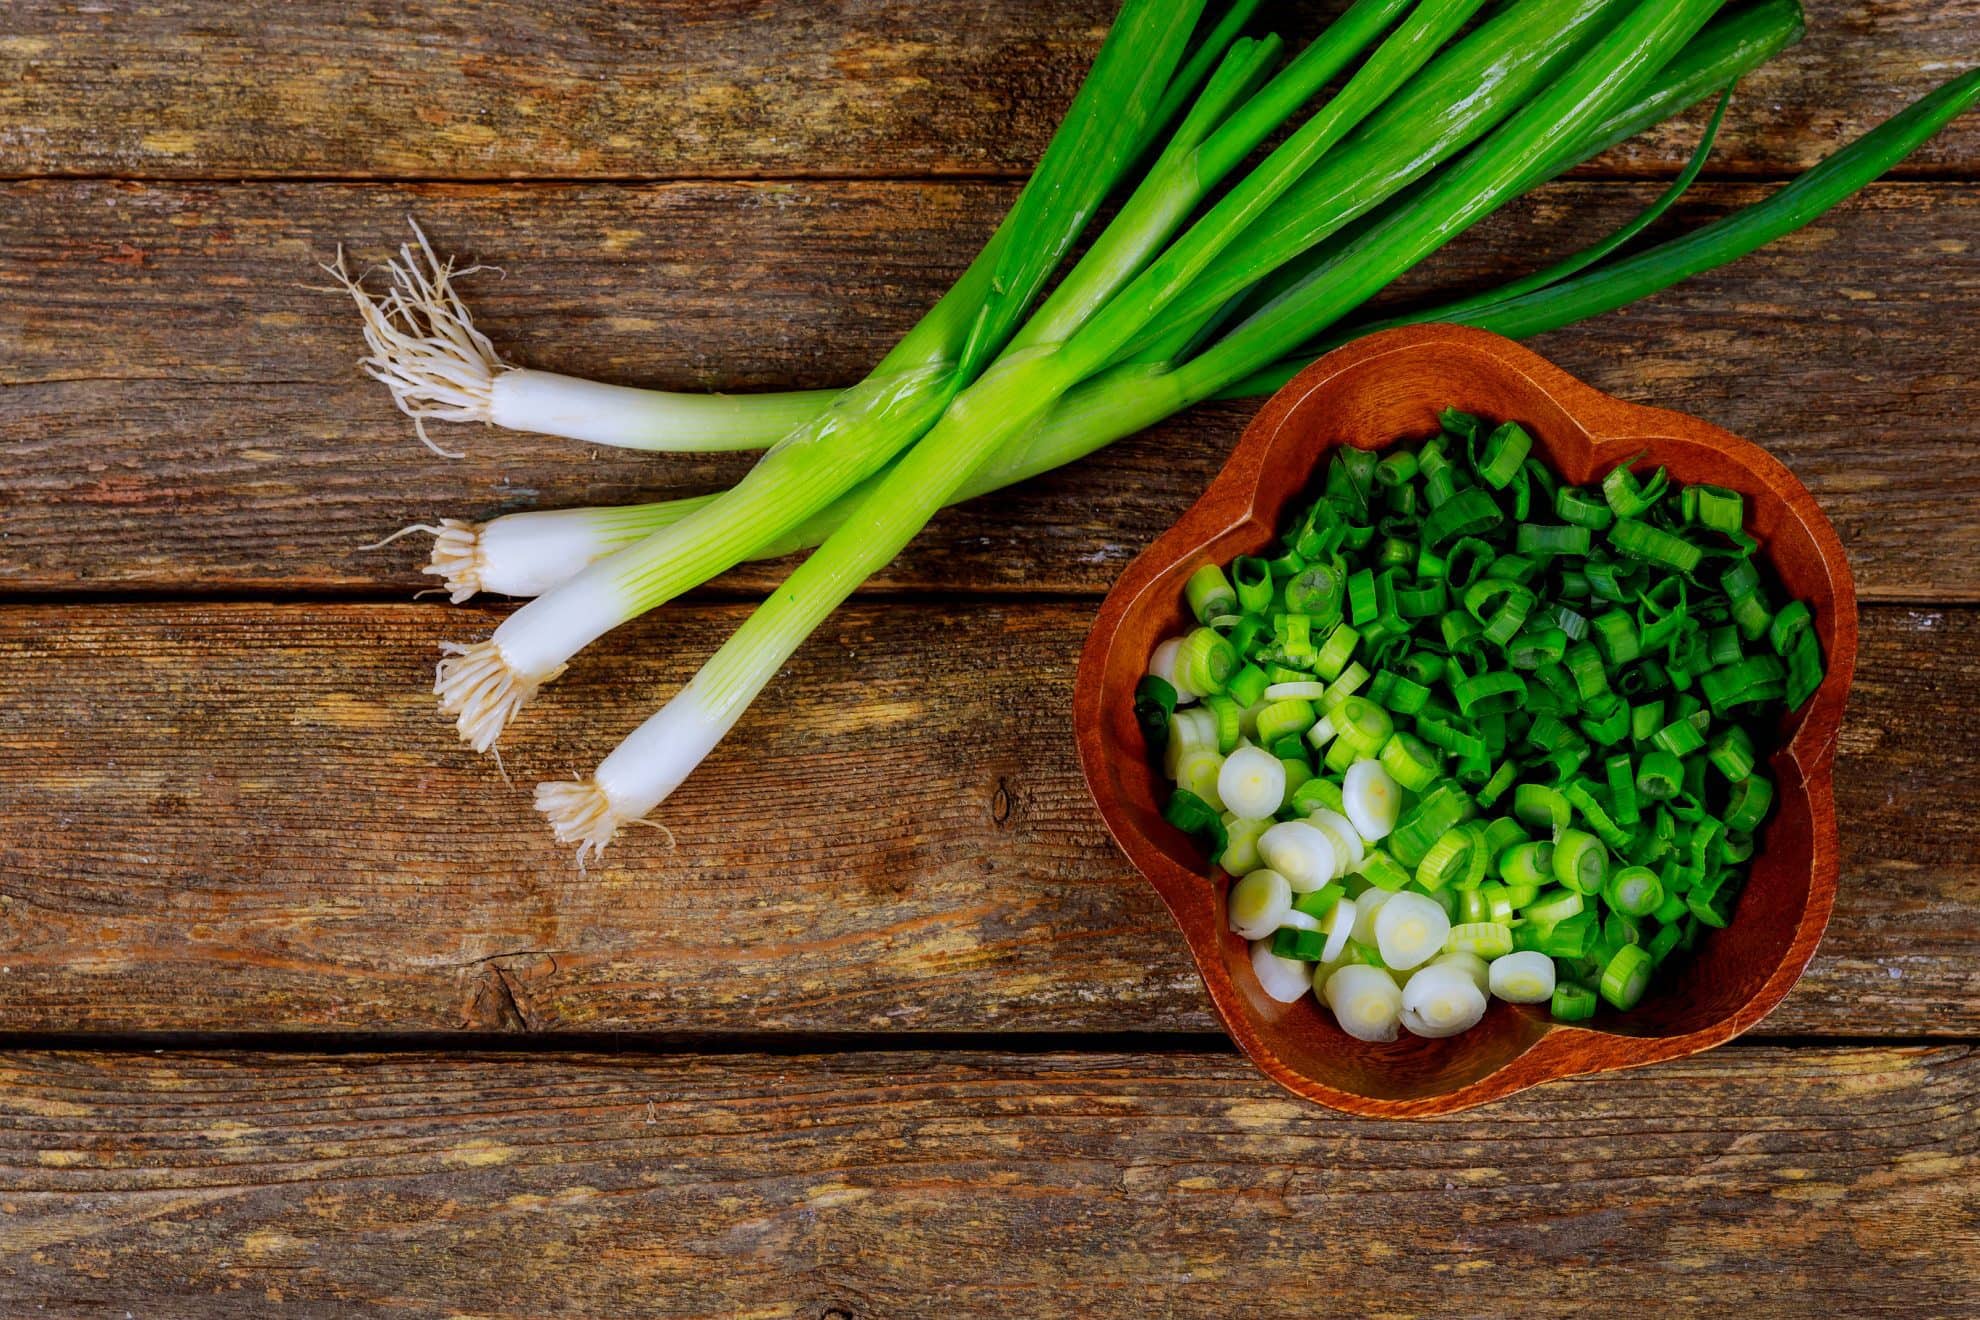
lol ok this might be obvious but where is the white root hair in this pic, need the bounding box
[535,779,623,867]
[534,778,676,867]
[435,638,562,753]
[356,519,488,604]
[419,519,489,603]
[325,219,508,458]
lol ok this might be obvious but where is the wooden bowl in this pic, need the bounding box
[1074,324,1857,1116]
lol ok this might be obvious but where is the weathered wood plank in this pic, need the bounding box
[0,1046,1973,1317]
[0,602,1970,1038]
[1,180,1975,600]
[3,1,1976,181]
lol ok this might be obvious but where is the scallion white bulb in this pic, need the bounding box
[1257,821,1338,893]
[1162,707,1216,778]
[1252,940,1316,1004]
[1488,950,1557,1004]
[1429,950,1490,996]
[1303,807,1365,873]
[1219,814,1270,877]
[1227,869,1295,941]
[1375,891,1450,971]
[1350,887,1393,946]
[1321,895,1357,964]
[1217,746,1286,819]
[1342,759,1402,841]
[1324,963,1403,1043]
[1400,963,1488,1038]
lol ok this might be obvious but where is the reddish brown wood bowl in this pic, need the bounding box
[1074,324,1856,1116]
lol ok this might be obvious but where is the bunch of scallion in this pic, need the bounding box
[334,0,1979,861]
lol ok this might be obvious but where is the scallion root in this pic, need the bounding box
[421,519,489,603]
[435,638,559,752]
[327,219,506,457]
[533,778,625,866]
[357,518,488,603]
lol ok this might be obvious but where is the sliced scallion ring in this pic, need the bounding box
[1217,745,1287,819]
[1374,890,1450,971]
[1258,820,1339,893]
[1325,964,1403,1043]
[1252,940,1318,1004]
[1487,950,1556,1003]
[1400,962,1488,1037]
[1341,758,1402,842]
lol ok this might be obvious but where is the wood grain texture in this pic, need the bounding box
[3,1,1976,181]
[0,1046,1974,1317]
[1,180,1975,600]
[1,602,1970,1038]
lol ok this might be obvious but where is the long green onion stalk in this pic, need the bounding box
[429,0,1213,751]
[410,0,1799,604]
[535,0,1752,858]
[434,0,1480,752]
[332,3,1267,460]
[332,0,1976,861]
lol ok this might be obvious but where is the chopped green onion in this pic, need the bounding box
[1226,663,1270,709]
[1423,488,1504,547]
[1415,827,1475,893]
[1186,563,1238,623]
[1610,517,1703,573]
[1165,789,1229,859]
[1708,725,1757,781]
[1598,943,1654,1010]
[1514,783,1571,834]
[1256,698,1318,747]
[1700,655,1788,715]
[1379,731,1441,792]
[1556,486,1614,530]
[1357,849,1413,893]
[1602,459,1669,519]
[1552,828,1607,895]
[1289,776,1347,819]
[1725,773,1774,834]
[1550,981,1598,1021]
[1452,671,1528,717]
[1636,748,1684,800]
[1388,784,1474,868]
[1232,556,1275,615]
[1446,921,1515,959]
[1604,865,1664,918]
[1178,626,1241,696]
[1219,814,1271,876]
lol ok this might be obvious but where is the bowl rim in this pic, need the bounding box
[1073,324,1857,1116]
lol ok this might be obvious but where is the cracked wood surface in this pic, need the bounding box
[0,1046,1973,1317]
[1,601,1971,1038]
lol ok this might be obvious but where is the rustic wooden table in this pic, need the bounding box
[3,2,1976,1314]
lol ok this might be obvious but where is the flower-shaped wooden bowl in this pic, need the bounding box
[1074,324,1856,1116]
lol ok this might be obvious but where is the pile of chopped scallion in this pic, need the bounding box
[329,0,1975,863]
[1137,412,1822,1037]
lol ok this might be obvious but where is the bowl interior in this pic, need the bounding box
[1079,326,1854,1112]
